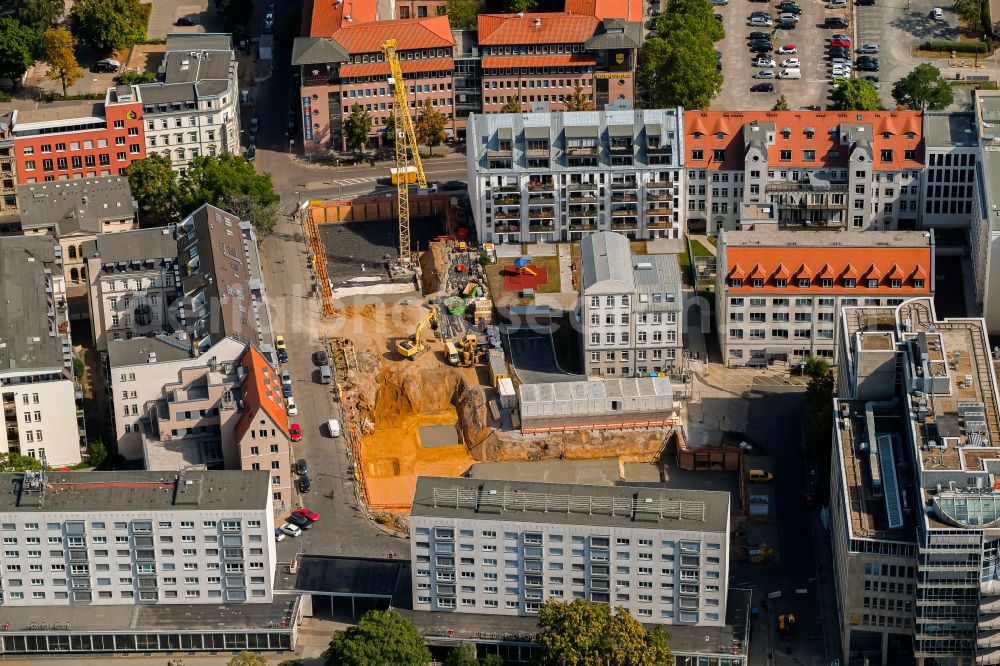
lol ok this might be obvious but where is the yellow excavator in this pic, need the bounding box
[446,334,481,367]
[397,308,439,358]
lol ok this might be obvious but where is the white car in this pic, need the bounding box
[749,17,773,26]
[778,13,800,22]
[280,523,302,537]
[830,58,852,66]
[755,56,776,67]
[286,396,298,416]
[776,45,797,55]
[327,419,341,438]
[831,66,852,77]
[932,7,943,19]
[780,58,800,68]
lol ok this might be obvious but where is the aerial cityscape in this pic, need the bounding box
[0,0,998,663]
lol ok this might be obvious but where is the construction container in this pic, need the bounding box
[390,166,417,184]
[488,349,509,388]
[473,300,493,325]
[497,377,517,409]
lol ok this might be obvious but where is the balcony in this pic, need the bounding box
[611,181,637,190]
[528,193,556,204]
[648,190,673,201]
[612,193,637,203]
[568,207,598,218]
[591,579,610,591]
[647,221,673,229]
[529,223,555,232]
[495,210,520,220]
[767,181,848,193]
[647,142,672,154]
[611,208,638,217]
[493,193,520,204]
[977,647,1000,665]
[495,184,519,193]
[985,597,1000,613]
[590,550,610,563]
[527,180,554,192]
[611,220,638,231]
[528,208,555,219]
[566,145,598,156]
[610,142,632,154]
[526,146,550,158]
[525,590,543,601]
[648,206,673,216]
[569,192,597,203]
[568,182,599,192]
[647,180,673,190]
[493,224,520,233]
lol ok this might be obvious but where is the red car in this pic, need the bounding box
[294,508,319,522]
[289,423,302,442]
[830,39,851,48]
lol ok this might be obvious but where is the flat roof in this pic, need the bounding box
[13,102,104,126]
[18,176,134,234]
[0,236,66,373]
[924,112,977,147]
[278,556,407,599]
[106,335,193,368]
[411,476,729,533]
[85,226,178,264]
[0,470,271,513]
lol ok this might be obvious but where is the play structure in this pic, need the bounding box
[501,256,549,292]
[513,257,537,276]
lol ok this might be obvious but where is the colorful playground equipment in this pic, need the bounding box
[513,257,536,276]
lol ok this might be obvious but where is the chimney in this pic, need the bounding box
[533,18,541,27]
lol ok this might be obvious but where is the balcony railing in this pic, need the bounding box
[566,145,598,156]
[767,181,848,192]
[611,208,637,217]
[612,221,638,230]
[494,224,520,233]
[495,211,520,220]
[611,181,637,190]
[569,193,597,203]
[568,208,597,218]
[528,180,554,191]
[529,224,555,232]
[494,184,519,193]
[568,182,599,191]
[493,195,520,205]
[647,180,673,189]
[569,223,597,231]
[526,148,550,157]
[612,193,637,203]
[648,191,673,201]
[528,210,555,219]
[528,194,556,204]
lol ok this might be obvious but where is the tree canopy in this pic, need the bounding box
[41,27,82,97]
[443,643,478,666]
[343,103,372,155]
[13,0,63,31]
[500,95,522,113]
[891,64,954,110]
[772,95,789,111]
[638,0,723,109]
[565,84,596,111]
[537,599,674,666]
[504,0,538,11]
[181,153,279,237]
[830,78,881,110]
[125,154,181,226]
[415,99,448,155]
[216,0,254,32]
[0,452,43,472]
[70,0,147,53]
[114,70,155,85]
[226,652,269,666]
[0,17,39,88]
[442,0,483,29]
[954,0,985,30]
[323,610,431,666]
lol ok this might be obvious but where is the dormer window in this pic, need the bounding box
[804,127,815,139]
[716,132,725,139]
[730,278,743,287]
[781,130,790,140]
[914,278,925,289]
[867,279,878,288]
[820,278,833,288]
[751,278,764,288]
[693,132,703,139]
[776,278,787,288]
[844,278,856,288]
[798,278,810,288]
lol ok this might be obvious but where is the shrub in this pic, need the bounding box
[925,40,989,53]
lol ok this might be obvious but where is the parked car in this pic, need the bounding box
[274,528,286,542]
[829,47,851,57]
[824,16,849,28]
[856,60,880,71]
[294,508,320,522]
[780,58,800,68]
[287,513,313,530]
[858,43,880,53]
[750,10,772,18]
[240,90,253,107]
[826,0,848,7]
[830,38,851,48]
[294,458,308,475]
[830,33,851,41]
[328,419,341,437]
[249,118,259,135]
[751,41,774,52]
[778,13,800,22]
[776,44,797,54]
[857,0,874,4]
[297,474,312,493]
[280,523,302,537]
[290,423,302,442]
[754,69,776,79]
[715,13,723,21]
[245,144,255,162]
[314,350,329,366]
[778,2,801,13]
[91,59,121,73]
[749,16,773,26]
[864,75,881,88]
[932,7,943,19]
[282,382,293,398]
[751,82,775,92]
[286,397,298,416]
[755,55,777,67]
[175,15,197,26]
[710,0,729,4]
[748,31,770,40]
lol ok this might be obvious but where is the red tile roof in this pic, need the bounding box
[564,0,644,21]
[234,345,288,442]
[478,12,601,46]
[683,110,923,171]
[481,54,597,69]
[339,57,454,78]
[330,15,454,53]
[309,0,379,36]
[724,246,932,294]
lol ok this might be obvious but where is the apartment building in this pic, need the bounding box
[580,231,682,377]
[467,109,684,244]
[972,91,1000,334]
[18,176,136,286]
[716,230,934,367]
[83,227,179,352]
[0,112,17,212]
[137,34,241,171]
[137,343,293,510]
[410,476,730,625]
[920,111,980,230]
[0,469,275,606]
[0,236,82,466]
[393,0,447,18]
[683,111,924,234]
[477,12,641,113]
[11,87,146,183]
[830,297,1000,665]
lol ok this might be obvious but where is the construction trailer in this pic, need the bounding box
[517,377,678,434]
[487,349,509,387]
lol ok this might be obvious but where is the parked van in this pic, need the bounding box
[749,469,775,483]
[778,68,801,79]
[319,365,332,384]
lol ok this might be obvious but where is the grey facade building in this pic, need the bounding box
[467,109,685,244]
[410,476,730,625]
[579,231,682,376]
[920,112,980,230]
[830,297,1000,664]
[972,92,1000,334]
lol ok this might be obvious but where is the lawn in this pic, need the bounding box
[690,239,715,257]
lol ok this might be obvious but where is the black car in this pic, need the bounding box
[313,350,329,366]
[294,458,308,475]
[277,349,288,364]
[857,0,874,4]
[751,82,775,92]
[715,13,723,20]
[856,61,880,71]
[750,42,774,52]
[175,15,197,26]
[748,31,770,40]
[245,144,255,162]
[778,3,801,12]
[298,474,312,493]
[824,17,849,28]
[287,513,313,530]
[829,49,851,59]
[91,60,120,73]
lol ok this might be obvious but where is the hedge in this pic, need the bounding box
[924,40,989,53]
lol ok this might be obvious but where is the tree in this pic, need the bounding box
[537,599,674,666]
[179,153,279,237]
[125,154,181,226]
[13,0,64,31]
[772,95,789,111]
[415,99,448,156]
[343,103,372,157]
[442,0,483,29]
[72,356,85,381]
[805,371,835,462]
[0,452,42,472]
[382,114,396,152]
[481,656,504,666]
[41,27,83,97]
[892,64,954,110]
[0,17,39,90]
[70,0,147,53]
[803,356,832,378]
[504,0,537,11]
[323,609,431,666]
[227,653,269,666]
[444,643,478,666]
[500,95,522,113]
[222,192,279,238]
[565,84,596,111]
[954,0,985,30]
[85,439,108,468]
[114,70,156,85]
[830,77,882,110]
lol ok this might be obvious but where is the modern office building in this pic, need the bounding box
[971,91,1000,334]
[18,176,137,286]
[830,297,1000,664]
[137,33,242,171]
[467,109,684,244]
[683,110,924,234]
[0,469,276,605]
[0,236,83,466]
[920,111,980,231]
[716,229,934,367]
[579,231,683,376]
[409,476,730,625]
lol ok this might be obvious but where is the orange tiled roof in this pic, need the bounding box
[317,15,453,53]
[309,0,379,36]
[478,12,601,46]
[234,345,288,441]
[724,246,932,294]
[481,54,597,69]
[683,110,924,171]
[339,57,454,78]
[564,0,644,21]
[773,263,790,279]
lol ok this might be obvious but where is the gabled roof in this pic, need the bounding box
[795,263,813,279]
[330,15,453,53]
[308,0,378,36]
[581,231,635,293]
[842,263,859,279]
[478,12,601,46]
[748,264,766,279]
[886,264,904,279]
[913,264,928,279]
[235,345,288,441]
[865,263,882,279]
[565,0,644,22]
[773,263,790,279]
[729,264,746,280]
[292,37,349,65]
[817,263,835,279]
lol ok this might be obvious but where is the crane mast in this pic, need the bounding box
[381,39,427,268]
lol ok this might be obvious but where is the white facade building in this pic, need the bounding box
[409,476,730,625]
[579,231,683,376]
[0,236,82,466]
[467,109,685,244]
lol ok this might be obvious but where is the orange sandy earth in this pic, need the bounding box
[360,411,473,510]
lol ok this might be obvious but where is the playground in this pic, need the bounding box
[485,255,561,302]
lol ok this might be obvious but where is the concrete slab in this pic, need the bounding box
[470,458,623,485]
[419,423,460,448]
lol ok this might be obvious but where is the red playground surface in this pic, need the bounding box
[502,265,549,292]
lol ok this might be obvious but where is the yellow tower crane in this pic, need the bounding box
[381,39,427,268]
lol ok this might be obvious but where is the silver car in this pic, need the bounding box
[857,43,880,54]
[753,69,776,79]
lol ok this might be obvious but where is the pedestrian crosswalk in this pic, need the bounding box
[332,176,378,187]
